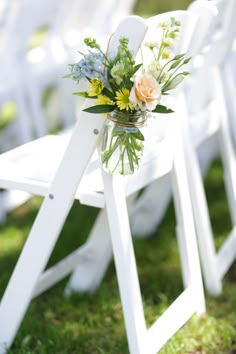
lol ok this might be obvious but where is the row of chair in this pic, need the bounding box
[66,0,236,297]
[0,0,135,147]
[0,0,236,353]
[0,0,136,219]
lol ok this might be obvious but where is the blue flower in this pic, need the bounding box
[70,52,108,84]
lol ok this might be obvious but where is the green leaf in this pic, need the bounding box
[162,74,185,92]
[173,53,185,60]
[102,87,115,100]
[106,70,119,92]
[152,105,174,114]
[131,129,145,141]
[133,63,142,74]
[171,17,176,26]
[183,57,191,64]
[169,58,184,70]
[73,91,89,97]
[83,105,115,114]
[63,74,72,79]
[127,147,135,173]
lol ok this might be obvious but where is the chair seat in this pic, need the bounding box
[0,122,173,208]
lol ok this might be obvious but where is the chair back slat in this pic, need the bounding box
[189,0,236,65]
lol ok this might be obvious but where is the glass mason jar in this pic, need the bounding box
[101,110,147,175]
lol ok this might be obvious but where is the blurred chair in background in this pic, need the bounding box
[131,0,236,295]
[3,0,73,137]
[215,0,236,147]
[65,0,236,297]
[0,0,32,150]
[130,0,236,237]
[183,0,236,295]
[0,0,33,220]
[0,0,136,220]
[0,0,137,139]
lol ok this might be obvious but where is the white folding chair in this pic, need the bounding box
[0,14,205,354]
[0,0,33,150]
[65,4,217,294]
[56,0,136,56]
[181,0,236,296]
[214,0,236,147]
[125,0,236,296]
[0,0,34,221]
[3,0,73,137]
[51,0,132,127]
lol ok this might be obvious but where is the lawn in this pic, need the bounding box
[1,1,236,353]
[1,158,236,354]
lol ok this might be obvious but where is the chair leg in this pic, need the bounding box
[215,67,236,225]
[65,209,113,295]
[171,133,205,314]
[218,119,236,226]
[129,175,171,237]
[65,194,141,294]
[103,164,205,353]
[0,193,74,353]
[184,134,222,296]
[103,172,147,354]
[221,63,236,147]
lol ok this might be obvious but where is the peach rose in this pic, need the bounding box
[129,73,161,111]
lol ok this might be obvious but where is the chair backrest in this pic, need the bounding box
[189,0,236,65]
[105,0,137,33]
[185,0,226,115]
[3,0,62,56]
[53,15,148,189]
[147,10,198,53]
[56,9,201,190]
[52,0,124,51]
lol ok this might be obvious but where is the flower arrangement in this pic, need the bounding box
[67,17,190,175]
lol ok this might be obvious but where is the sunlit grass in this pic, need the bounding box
[134,0,192,17]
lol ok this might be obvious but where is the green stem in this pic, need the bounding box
[156,57,177,82]
[161,60,187,92]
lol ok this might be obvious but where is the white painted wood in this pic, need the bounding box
[123,0,236,298]
[146,286,196,353]
[0,15,149,353]
[170,118,205,314]
[33,210,113,298]
[221,62,236,146]
[67,7,201,293]
[216,226,236,279]
[185,1,236,296]
[103,172,147,354]
[64,209,113,296]
[101,113,205,354]
[0,110,105,352]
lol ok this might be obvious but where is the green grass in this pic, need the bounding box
[134,0,192,17]
[1,159,236,354]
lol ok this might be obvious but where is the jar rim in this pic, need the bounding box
[108,109,147,127]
